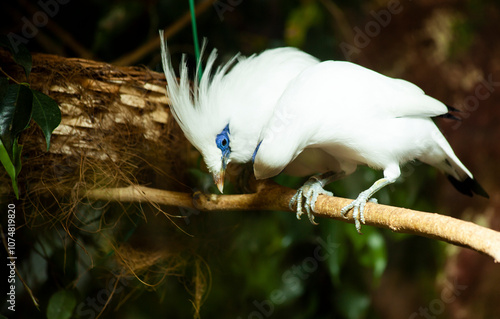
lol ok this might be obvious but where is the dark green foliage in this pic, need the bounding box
[46,290,78,319]
[0,84,33,151]
[0,44,61,198]
[31,90,62,151]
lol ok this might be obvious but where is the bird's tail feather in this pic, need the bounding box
[447,175,489,198]
[431,131,488,198]
[438,154,489,198]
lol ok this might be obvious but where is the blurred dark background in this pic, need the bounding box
[1,0,499,318]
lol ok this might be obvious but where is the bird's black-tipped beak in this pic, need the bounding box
[213,155,229,193]
[213,169,225,193]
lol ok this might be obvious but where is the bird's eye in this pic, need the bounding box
[216,124,231,156]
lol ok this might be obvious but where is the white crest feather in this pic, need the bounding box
[159,30,320,175]
[159,30,238,159]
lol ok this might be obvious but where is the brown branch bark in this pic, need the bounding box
[85,181,500,263]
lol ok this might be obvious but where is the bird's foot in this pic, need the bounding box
[289,177,333,225]
[340,191,377,233]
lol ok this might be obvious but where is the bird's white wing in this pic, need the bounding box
[382,77,448,118]
[254,60,448,179]
[283,61,448,119]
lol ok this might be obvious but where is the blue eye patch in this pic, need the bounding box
[216,124,231,168]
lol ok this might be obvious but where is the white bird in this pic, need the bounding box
[159,31,319,192]
[253,60,488,232]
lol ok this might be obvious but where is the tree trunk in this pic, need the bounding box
[1,48,191,203]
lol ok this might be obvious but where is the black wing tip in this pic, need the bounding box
[436,104,462,121]
[447,175,489,198]
[436,113,462,121]
[445,104,461,113]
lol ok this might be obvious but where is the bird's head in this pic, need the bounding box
[160,31,238,192]
[160,31,320,192]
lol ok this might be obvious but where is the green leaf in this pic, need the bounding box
[0,84,30,199]
[0,35,32,79]
[0,86,16,152]
[46,290,77,319]
[11,84,33,137]
[31,90,61,151]
[0,138,19,199]
[0,83,33,154]
[0,139,16,180]
[12,45,32,79]
[12,139,23,177]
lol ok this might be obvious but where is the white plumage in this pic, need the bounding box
[160,31,487,232]
[253,60,488,232]
[159,30,319,191]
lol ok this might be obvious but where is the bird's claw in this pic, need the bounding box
[340,191,376,233]
[289,178,333,225]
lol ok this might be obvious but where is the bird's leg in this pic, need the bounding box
[340,176,397,233]
[290,171,345,225]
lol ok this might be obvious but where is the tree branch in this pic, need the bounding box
[85,181,500,263]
